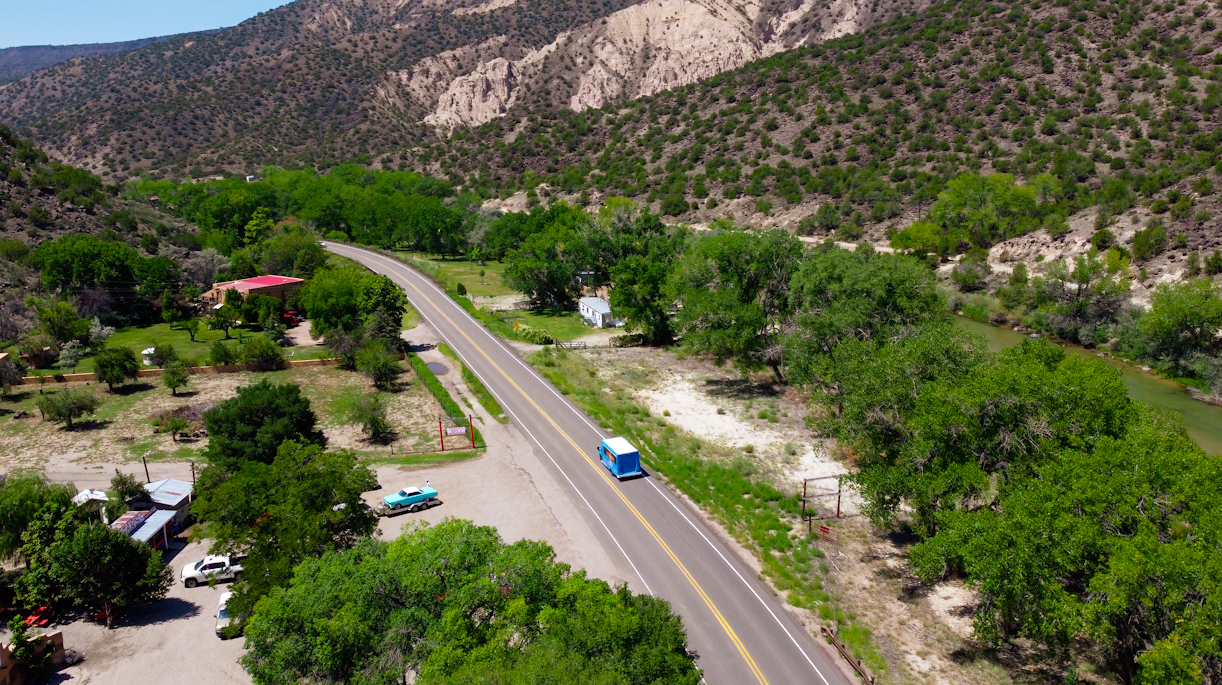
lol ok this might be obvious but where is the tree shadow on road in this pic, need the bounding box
[121,597,201,627]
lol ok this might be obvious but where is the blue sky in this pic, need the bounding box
[1,0,290,49]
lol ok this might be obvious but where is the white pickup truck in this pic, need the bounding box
[182,554,245,588]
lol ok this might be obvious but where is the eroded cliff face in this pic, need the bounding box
[408,0,890,132]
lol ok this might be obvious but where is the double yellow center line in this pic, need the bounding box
[368,251,768,685]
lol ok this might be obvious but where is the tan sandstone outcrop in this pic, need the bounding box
[417,0,895,131]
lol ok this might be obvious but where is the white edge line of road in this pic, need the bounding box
[340,244,834,684]
[336,246,655,598]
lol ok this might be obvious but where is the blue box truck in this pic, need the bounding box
[598,437,642,479]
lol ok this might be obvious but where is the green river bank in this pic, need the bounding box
[955,317,1222,455]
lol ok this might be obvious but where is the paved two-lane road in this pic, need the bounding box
[326,243,851,685]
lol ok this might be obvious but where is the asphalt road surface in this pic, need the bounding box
[326,243,852,685]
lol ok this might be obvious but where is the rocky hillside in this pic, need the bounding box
[402,0,926,131]
[0,126,195,338]
[421,0,1222,260]
[0,33,212,84]
[0,0,661,179]
[0,0,911,180]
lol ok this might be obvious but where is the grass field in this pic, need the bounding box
[391,253,514,297]
[63,323,330,374]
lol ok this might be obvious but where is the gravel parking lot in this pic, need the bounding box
[35,540,248,685]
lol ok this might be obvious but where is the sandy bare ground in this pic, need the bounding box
[0,365,442,477]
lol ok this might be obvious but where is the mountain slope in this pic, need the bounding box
[0,0,913,179]
[0,32,218,84]
[0,0,654,179]
[419,0,1222,255]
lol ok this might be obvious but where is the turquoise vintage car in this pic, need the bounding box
[383,485,438,511]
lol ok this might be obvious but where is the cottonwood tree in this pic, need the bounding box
[192,440,377,624]
[241,520,701,685]
[16,512,173,628]
[669,230,802,382]
[201,379,324,470]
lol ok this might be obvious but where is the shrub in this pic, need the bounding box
[456,282,467,297]
[162,361,189,395]
[355,340,400,390]
[93,346,140,392]
[515,325,554,345]
[1133,219,1168,261]
[324,230,348,242]
[1205,250,1222,276]
[150,343,178,367]
[208,340,238,366]
[0,239,30,263]
[349,394,393,442]
[240,335,285,371]
[37,387,100,429]
[1091,229,1116,251]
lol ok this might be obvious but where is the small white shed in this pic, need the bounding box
[578,297,615,328]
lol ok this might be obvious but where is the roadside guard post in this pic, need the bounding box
[598,437,642,479]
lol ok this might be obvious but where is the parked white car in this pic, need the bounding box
[215,592,233,638]
[182,554,244,588]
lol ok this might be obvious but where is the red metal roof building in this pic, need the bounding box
[203,275,305,305]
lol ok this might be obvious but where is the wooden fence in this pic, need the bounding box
[19,357,341,386]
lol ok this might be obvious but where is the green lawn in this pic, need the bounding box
[505,310,589,343]
[392,253,515,297]
[71,323,329,373]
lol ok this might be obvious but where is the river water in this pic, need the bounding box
[955,316,1222,455]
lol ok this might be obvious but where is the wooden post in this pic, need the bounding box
[190,461,196,484]
[468,416,475,449]
[438,419,445,451]
[143,455,151,483]
[801,480,807,523]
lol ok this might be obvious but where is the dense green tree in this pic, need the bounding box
[25,297,85,344]
[0,472,74,562]
[15,514,173,627]
[93,346,141,392]
[162,361,189,395]
[852,339,1130,536]
[241,520,701,685]
[483,202,588,261]
[193,440,377,622]
[909,408,1221,683]
[299,266,364,336]
[503,226,582,309]
[260,230,327,278]
[355,340,401,390]
[786,247,946,384]
[201,380,325,470]
[669,230,803,381]
[1139,279,1222,370]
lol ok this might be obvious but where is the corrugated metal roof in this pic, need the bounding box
[579,297,612,315]
[131,509,177,544]
[602,437,637,455]
[145,478,193,507]
[111,509,153,535]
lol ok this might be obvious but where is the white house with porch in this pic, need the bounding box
[578,296,618,328]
